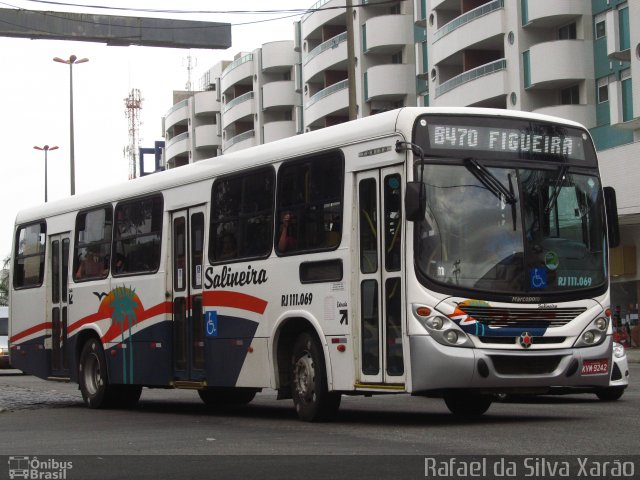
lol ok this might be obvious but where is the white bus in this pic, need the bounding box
[9,107,620,421]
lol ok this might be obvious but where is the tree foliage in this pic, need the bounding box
[0,255,9,306]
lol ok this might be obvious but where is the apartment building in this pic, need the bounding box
[161,0,639,320]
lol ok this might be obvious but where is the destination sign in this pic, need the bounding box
[429,124,586,161]
[414,115,597,165]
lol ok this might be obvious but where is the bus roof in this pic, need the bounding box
[14,107,587,226]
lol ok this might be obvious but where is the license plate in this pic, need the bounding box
[581,359,609,375]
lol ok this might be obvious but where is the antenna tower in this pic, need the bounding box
[124,88,143,180]
[183,54,197,91]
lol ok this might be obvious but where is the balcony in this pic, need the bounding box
[220,54,254,93]
[262,41,297,73]
[363,14,413,54]
[301,0,346,39]
[263,81,298,110]
[165,132,190,165]
[303,32,348,83]
[606,8,631,61]
[429,1,504,66]
[194,125,221,150]
[433,59,507,106]
[223,130,256,154]
[164,99,189,130]
[222,91,255,126]
[365,64,414,101]
[532,105,595,130]
[263,120,297,144]
[304,80,349,127]
[194,91,219,116]
[433,0,503,42]
[525,41,593,89]
[522,0,589,28]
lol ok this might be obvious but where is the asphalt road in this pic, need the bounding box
[1,367,638,479]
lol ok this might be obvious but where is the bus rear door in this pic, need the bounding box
[171,206,206,383]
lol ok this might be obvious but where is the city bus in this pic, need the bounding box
[9,107,620,421]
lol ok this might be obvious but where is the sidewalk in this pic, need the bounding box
[625,347,640,364]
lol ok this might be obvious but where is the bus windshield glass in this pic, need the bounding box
[412,115,606,297]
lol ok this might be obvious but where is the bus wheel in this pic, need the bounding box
[595,387,624,401]
[78,337,113,409]
[198,388,257,406]
[291,332,341,422]
[444,391,492,418]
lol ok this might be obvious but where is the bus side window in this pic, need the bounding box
[209,167,274,263]
[73,206,112,281]
[13,222,47,288]
[276,151,344,255]
[113,195,163,275]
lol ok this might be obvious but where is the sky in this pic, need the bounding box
[0,0,305,259]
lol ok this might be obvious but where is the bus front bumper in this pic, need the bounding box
[409,335,612,394]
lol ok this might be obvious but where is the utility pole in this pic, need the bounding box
[346,0,357,121]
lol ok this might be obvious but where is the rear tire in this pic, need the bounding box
[444,391,492,418]
[78,337,114,408]
[291,332,341,422]
[595,387,624,401]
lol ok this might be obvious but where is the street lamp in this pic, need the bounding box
[33,145,59,203]
[53,54,89,196]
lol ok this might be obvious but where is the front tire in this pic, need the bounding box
[595,387,624,401]
[291,332,341,422]
[444,391,492,418]
[78,337,113,408]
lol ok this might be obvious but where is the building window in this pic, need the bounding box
[558,22,577,40]
[561,85,580,105]
[595,13,606,39]
[391,52,402,64]
[597,77,609,103]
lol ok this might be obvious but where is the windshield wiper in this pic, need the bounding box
[465,158,517,205]
[544,164,569,214]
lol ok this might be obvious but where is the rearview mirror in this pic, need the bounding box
[603,186,620,248]
[405,181,426,222]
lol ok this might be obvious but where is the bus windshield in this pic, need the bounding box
[414,163,607,296]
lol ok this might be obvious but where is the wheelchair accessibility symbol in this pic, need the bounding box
[529,268,547,290]
[205,311,218,337]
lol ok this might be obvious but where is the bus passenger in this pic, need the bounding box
[278,212,297,252]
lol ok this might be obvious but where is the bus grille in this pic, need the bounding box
[490,355,563,375]
[478,336,566,345]
[458,306,586,328]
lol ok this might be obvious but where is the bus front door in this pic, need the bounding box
[49,234,70,378]
[171,207,206,382]
[356,167,406,386]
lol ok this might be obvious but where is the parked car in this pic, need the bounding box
[0,306,10,369]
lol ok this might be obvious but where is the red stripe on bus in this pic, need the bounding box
[10,322,52,343]
[203,291,268,315]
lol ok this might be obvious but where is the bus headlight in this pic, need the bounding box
[412,305,473,348]
[573,316,608,348]
[595,317,607,331]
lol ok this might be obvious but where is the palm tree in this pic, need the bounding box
[109,286,138,383]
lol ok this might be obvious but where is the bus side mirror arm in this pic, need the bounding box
[603,186,620,248]
[405,181,426,222]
